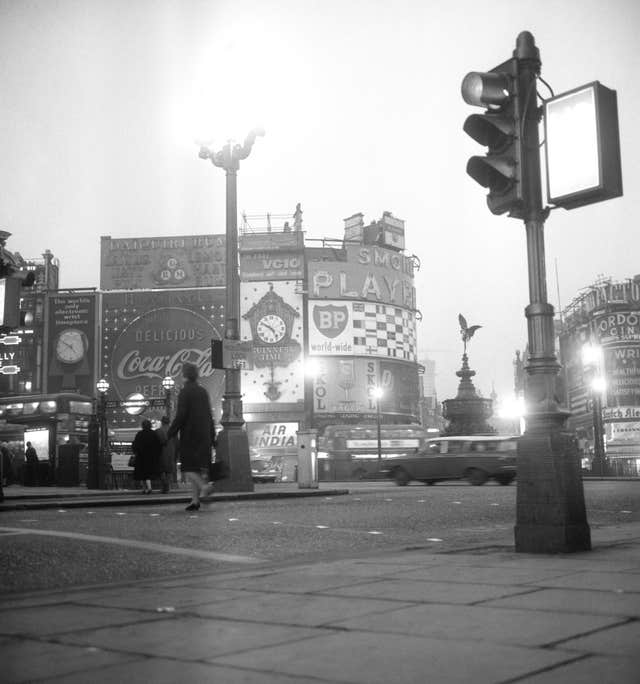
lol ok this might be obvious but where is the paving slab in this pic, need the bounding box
[194,591,414,627]
[2,636,139,684]
[327,602,624,648]
[533,570,640,592]
[210,571,380,594]
[58,615,319,660]
[557,620,640,656]
[482,587,640,617]
[67,585,257,612]
[39,657,335,684]
[0,603,164,637]
[321,578,530,604]
[213,630,577,684]
[396,564,573,585]
[521,654,640,683]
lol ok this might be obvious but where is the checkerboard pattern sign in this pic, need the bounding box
[352,302,416,361]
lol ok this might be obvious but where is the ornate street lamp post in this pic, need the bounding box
[96,378,110,490]
[199,129,263,491]
[161,375,175,419]
[372,386,384,471]
[582,345,607,476]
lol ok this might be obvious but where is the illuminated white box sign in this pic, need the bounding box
[544,81,622,209]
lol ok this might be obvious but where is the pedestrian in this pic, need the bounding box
[0,442,12,486]
[155,415,177,494]
[131,419,162,494]
[12,445,25,486]
[24,441,38,487]
[168,362,216,511]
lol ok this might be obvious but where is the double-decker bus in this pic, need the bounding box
[317,423,431,480]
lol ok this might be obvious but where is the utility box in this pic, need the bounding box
[296,429,318,489]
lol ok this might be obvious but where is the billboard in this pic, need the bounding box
[240,251,304,281]
[308,300,417,362]
[312,358,419,420]
[240,280,303,404]
[308,245,415,309]
[100,234,226,290]
[46,292,98,395]
[594,310,640,409]
[102,288,225,427]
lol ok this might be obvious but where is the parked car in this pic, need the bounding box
[381,435,518,486]
[250,459,281,483]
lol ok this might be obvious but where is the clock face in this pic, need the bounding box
[55,329,86,364]
[256,314,286,344]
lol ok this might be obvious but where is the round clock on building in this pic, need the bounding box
[54,328,87,365]
[256,314,286,344]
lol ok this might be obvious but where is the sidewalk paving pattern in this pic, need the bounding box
[1,517,639,683]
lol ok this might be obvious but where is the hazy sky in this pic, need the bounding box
[1,0,638,402]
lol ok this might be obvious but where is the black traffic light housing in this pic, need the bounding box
[461,58,524,218]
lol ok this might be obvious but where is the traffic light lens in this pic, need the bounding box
[461,72,511,108]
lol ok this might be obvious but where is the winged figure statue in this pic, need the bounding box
[458,313,482,354]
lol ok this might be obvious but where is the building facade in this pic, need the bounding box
[559,276,640,476]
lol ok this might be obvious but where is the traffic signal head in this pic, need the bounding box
[0,269,35,331]
[461,58,524,218]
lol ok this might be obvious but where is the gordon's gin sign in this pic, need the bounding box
[110,307,224,402]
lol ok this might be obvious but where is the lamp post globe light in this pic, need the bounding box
[199,129,264,492]
[95,378,110,490]
[372,386,384,471]
[162,375,175,418]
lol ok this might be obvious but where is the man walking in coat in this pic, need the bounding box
[168,362,216,511]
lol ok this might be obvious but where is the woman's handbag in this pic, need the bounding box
[209,459,229,481]
[128,455,136,468]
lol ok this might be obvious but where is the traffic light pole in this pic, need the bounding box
[513,32,591,552]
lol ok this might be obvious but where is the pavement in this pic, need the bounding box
[1,491,639,683]
[0,483,351,511]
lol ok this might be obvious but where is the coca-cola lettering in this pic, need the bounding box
[117,348,214,381]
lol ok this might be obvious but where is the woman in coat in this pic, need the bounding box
[132,419,163,494]
[168,362,216,510]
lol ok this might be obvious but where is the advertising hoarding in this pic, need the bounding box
[308,300,416,362]
[308,245,415,309]
[240,251,304,281]
[46,292,97,395]
[102,289,225,428]
[312,357,419,420]
[240,281,303,404]
[100,235,226,290]
[594,310,640,409]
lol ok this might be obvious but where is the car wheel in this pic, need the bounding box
[422,480,436,486]
[495,475,514,486]
[466,468,488,486]
[393,468,410,486]
[352,468,367,480]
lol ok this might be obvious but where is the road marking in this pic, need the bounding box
[57,509,67,513]
[452,501,461,505]
[316,525,329,529]
[228,518,239,522]
[426,537,443,542]
[368,531,383,535]
[116,512,126,516]
[490,503,500,506]
[620,510,632,514]
[0,526,262,564]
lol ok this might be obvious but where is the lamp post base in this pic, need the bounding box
[515,424,591,553]
[214,428,254,492]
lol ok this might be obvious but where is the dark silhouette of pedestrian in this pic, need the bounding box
[25,441,38,487]
[168,362,216,511]
[155,415,177,493]
[131,419,162,494]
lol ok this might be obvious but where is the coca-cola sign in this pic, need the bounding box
[110,306,224,403]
